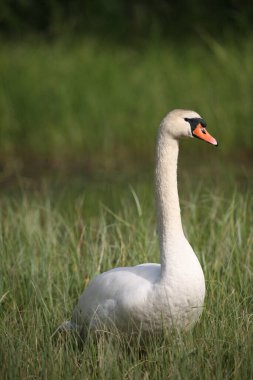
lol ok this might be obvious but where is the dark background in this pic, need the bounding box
[1,0,252,41]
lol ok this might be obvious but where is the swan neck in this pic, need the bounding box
[156,132,184,273]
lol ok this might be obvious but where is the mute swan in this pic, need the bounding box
[66,109,218,336]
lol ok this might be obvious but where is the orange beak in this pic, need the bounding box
[193,124,218,146]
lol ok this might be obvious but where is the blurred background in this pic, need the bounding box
[0,0,252,200]
[2,4,253,376]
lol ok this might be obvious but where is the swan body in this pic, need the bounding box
[68,109,218,335]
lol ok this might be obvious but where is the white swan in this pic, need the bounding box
[68,109,218,335]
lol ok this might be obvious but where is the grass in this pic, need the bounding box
[0,35,253,378]
[0,37,253,175]
[0,170,252,379]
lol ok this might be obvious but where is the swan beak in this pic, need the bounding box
[193,124,218,146]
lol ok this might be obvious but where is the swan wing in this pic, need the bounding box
[71,264,161,331]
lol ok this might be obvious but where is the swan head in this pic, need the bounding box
[161,109,218,146]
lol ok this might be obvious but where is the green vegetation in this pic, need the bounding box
[0,38,253,176]
[0,175,252,379]
[0,34,253,379]
[1,0,252,40]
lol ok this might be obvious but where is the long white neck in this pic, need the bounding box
[155,128,185,278]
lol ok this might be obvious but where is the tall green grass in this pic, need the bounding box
[0,36,252,378]
[0,38,253,173]
[0,175,252,379]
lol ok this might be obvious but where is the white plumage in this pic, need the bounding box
[64,109,218,336]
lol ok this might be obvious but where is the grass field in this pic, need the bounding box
[0,170,252,379]
[0,37,253,378]
[0,37,253,175]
